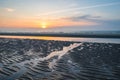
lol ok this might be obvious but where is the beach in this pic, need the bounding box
[0,38,120,80]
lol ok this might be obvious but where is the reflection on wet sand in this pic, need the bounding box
[0,35,85,41]
[0,35,120,43]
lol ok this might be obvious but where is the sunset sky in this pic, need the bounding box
[0,0,120,32]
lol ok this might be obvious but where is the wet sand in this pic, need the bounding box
[0,38,120,80]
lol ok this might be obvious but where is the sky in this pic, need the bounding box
[0,0,120,32]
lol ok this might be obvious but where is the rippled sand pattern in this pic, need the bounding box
[0,38,120,80]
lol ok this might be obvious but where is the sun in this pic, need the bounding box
[41,22,47,29]
[42,25,47,29]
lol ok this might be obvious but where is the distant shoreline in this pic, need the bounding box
[0,32,120,38]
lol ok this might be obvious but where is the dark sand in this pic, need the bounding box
[0,38,120,80]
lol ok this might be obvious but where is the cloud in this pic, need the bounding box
[62,15,101,21]
[38,2,120,16]
[61,14,120,31]
[99,19,120,27]
[5,8,15,12]
[62,14,120,26]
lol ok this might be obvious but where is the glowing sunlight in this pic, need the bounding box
[41,22,47,29]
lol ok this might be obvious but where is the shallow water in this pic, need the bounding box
[0,35,120,43]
